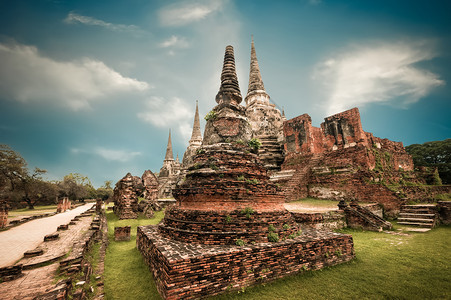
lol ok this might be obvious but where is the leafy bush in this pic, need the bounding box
[267,232,279,243]
[241,207,255,219]
[248,138,262,153]
[268,224,276,232]
[205,110,218,121]
[283,224,290,230]
[235,239,245,246]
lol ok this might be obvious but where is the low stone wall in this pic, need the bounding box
[114,226,131,241]
[438,201,451,225]
[290,211,346,230]
[161,207,299,245]
[137,225,355,300]
[398,185,451,202]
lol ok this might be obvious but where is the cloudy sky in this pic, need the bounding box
[1,0,450,187]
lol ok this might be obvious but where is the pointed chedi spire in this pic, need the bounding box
[247,36,265,93]
[189,100,202,146]
[245,37,270,106]
[215,45,242,105]
[164,129,174,161]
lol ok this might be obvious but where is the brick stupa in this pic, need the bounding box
[161,45,299,245]
[137,45,355,300]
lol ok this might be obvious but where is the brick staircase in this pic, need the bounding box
[258,136,284,171]
[398,204,438,228]
[271,154,323,201]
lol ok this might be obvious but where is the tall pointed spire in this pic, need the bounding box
[245,37,269,106]
[215,45,242,105]
[164,129,174,161]
[189,100,202,146]
[247,36,266,95]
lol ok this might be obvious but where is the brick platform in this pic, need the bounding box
[137,225,355,299]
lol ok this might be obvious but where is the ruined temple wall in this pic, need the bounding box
[137,225,355,300]
[321,107,368,148]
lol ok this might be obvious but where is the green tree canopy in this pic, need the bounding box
[405,139,451,184]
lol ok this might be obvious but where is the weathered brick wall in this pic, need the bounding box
[344,204,392,231]
[137,225,355,300]
[57,197,71,213]
[397,185,451,202]
[0,200,8,228]
[321,107,368,149]
[161,207,299,245]
[290,211,346,230]
[114,226,131,241]
[438,201,451,225]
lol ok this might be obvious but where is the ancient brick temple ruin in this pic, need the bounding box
[56,197,71,213]
[0,199,8,228]
[137,45,355,300]
[112,170,160,219]
[273,108,417,217]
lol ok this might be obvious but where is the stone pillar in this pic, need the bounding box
[0,200,8,228]
[96,198,102,214]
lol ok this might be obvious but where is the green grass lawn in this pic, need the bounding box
[8,204,57,217]
[214,225,451,300]
[104,210,165,300]
[104,208,450,300]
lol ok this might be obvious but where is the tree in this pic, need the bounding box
[405,139,451,184]
[58,173,96,201]
[96,180,114,200]
[0,144,57,209]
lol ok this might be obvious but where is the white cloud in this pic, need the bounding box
[64,12,143,35]
[159,0,225,26]
[313,41,445,115]
[159,35,189,48]
[138,96,193,142]
[0,42,149,110]
[71,147,141,162]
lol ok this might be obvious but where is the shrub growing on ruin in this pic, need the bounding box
[267,232,279,243]
[248,138,262,153]
[204,110,218,121]
[235,239,245,246]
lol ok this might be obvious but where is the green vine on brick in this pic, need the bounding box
[241,207,255,219]
[235,239,245,246]
[267,232,279,242]
[204,110,218,121]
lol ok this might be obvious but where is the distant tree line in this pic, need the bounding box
[405,139,450,184]
[0,144,113,209]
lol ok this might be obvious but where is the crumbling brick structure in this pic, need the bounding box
[114,226,131,241]
[138,45,355,300]
[56,197,71,213]
[276,107,417,217]
[113,170,161,219]
[0,200,8,228]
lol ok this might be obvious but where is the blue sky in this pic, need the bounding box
[0,0,450,187]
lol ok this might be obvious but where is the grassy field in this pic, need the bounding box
[104,209,450,300]
[8,204,57,217]
[104,209,165,300]
[288,198,339,207]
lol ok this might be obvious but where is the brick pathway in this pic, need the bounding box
[0,203,94,268]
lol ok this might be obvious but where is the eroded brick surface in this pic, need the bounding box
[137,225,355,300]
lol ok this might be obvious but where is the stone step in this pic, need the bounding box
[398,213,435,218]
[397,222,434,228]
[400,208,435,214]
[398,217,434,223]
[402,204,436,208]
